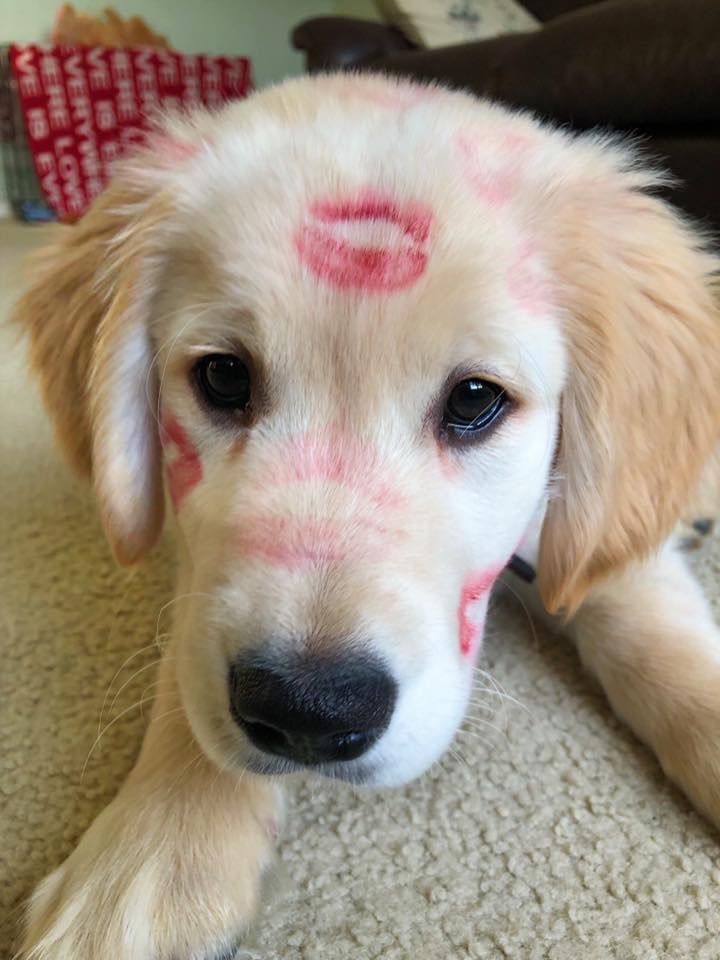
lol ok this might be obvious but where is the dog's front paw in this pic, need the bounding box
[21,775,279,960]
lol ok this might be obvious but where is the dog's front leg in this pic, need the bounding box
[571,543,720,826]
[21,648,281,960]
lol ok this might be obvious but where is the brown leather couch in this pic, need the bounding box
[293,0,720,234]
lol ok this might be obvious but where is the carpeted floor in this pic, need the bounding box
[2,219,720,959]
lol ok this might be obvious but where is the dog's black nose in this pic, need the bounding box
[228,652,396,766]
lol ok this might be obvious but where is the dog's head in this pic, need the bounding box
[15,75,720,785]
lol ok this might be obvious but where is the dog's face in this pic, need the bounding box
[17,75,720,787]
[145,80,563,784]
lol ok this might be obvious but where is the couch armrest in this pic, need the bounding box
[292,17,415,73]
[377,0,720,129]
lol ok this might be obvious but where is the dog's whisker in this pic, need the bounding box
[455,728,492,748]
[464,702,501,721]
[107,657,170,718]
[472,668,527,712]
[145,702,186,731]
[98,640,172,737]
[495,578,541,651]
[446,745,470,773]
[82,695,168,781]
[139,678,169,718]
[153,591,214,643]
[461,716,507,739]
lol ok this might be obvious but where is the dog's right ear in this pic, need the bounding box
[12,153,182,565]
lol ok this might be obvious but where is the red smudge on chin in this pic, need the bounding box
[454,129,535,208]
[458,568,503,656]
[294,188,433,292]
[160,414,203,510]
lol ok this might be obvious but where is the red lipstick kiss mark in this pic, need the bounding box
[508,239,552,316]
[267,426,404,512]
[458,567,503,656]
[294,188,433,293]
[237,426,405,570]
[237,516,345,570]
[160,414,203,510]
[237,512,398,571]
[454,129,535,209]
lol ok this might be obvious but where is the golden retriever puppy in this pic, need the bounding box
[13,72,720,959]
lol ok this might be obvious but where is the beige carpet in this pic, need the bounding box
[2,219,720,960]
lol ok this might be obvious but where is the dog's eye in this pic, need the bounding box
[443,378,506,437]
[196,354,251,409]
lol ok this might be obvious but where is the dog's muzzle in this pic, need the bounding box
[228,650,397,767]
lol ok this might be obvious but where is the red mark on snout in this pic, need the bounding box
[454,129,535,209]
[294,188,433,293]
[508,239,552,316]
[458,568,503,656]
[268,427,404,511]
[237,513,398,570]
[238,516,345,569]
[160,414,203,510]
[237,426,405,570]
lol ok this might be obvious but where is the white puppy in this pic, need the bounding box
[13,72,720,959]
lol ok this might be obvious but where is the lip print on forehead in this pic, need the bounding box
[294,188,433,293]
[454,128,536,209]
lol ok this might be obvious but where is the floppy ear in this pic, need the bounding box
[538,149,720,615]
[12,167,173,565]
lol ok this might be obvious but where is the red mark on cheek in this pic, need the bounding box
[160,415,203,510]
[454,129,535,208]
[294,188,433,293]
[458,568,503,656]
[508,239,552,316]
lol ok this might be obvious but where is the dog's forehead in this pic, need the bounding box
[160,79,564,394]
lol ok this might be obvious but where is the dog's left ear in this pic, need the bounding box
[12,153,180,565]
[538,149,720,616]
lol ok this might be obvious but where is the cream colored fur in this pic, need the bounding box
[12,73,720,958]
